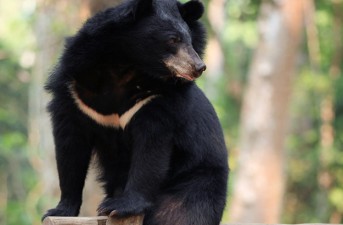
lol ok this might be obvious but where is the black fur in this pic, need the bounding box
[43,0,229,225]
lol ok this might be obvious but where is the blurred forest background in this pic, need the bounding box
[1,0,343,225]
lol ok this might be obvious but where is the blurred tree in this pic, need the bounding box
[88,0,121,13]
[229,0,305,223]
[317,0,343,221]
[328,1,343,222]
[283,1,343,223]
[0,1,35,225]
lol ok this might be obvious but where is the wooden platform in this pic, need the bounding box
[42,216,340,225]
[43,216,144,225]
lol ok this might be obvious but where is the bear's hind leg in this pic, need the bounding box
[144,172,227,225]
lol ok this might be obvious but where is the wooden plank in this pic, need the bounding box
[43,215,144,225]
[43,216,342,225]
[42,216,107,225]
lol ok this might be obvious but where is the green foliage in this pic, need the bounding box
[0,1,36,225]
[283,0,343,223]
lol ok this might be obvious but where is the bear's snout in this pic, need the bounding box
[164,45,206,81]
[194,60,206,78]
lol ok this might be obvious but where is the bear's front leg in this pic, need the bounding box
[98,191,152,216]
[98,111,174,217]
[42,107,93,220]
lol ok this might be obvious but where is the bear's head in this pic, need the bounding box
[120,0,207,82]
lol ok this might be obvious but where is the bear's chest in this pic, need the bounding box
[69,72,160,129]
[72,91,156,129]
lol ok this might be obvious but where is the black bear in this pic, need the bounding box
[43,0,229,224]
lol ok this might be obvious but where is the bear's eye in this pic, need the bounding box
[167,37,181,45]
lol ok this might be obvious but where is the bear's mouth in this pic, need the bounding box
[175,73,196,81]
[166,66,199,82]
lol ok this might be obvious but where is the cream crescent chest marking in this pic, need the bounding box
[70,88,157,129]
[119,95,156,129]
[70,89,120,128]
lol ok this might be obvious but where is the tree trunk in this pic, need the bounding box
[88,0,120,14]
[229,0,305,223]
[204,0,226,97]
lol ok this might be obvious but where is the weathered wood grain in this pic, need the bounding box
[43,216,340,225]
[43,215,144,225]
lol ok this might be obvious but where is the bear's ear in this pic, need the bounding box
[131,0,153,20]
[178,0,204,22]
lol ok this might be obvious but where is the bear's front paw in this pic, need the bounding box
[97,193,152,217]
[42,201,80,221]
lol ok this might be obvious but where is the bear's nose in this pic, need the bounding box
[196,63,206,74]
